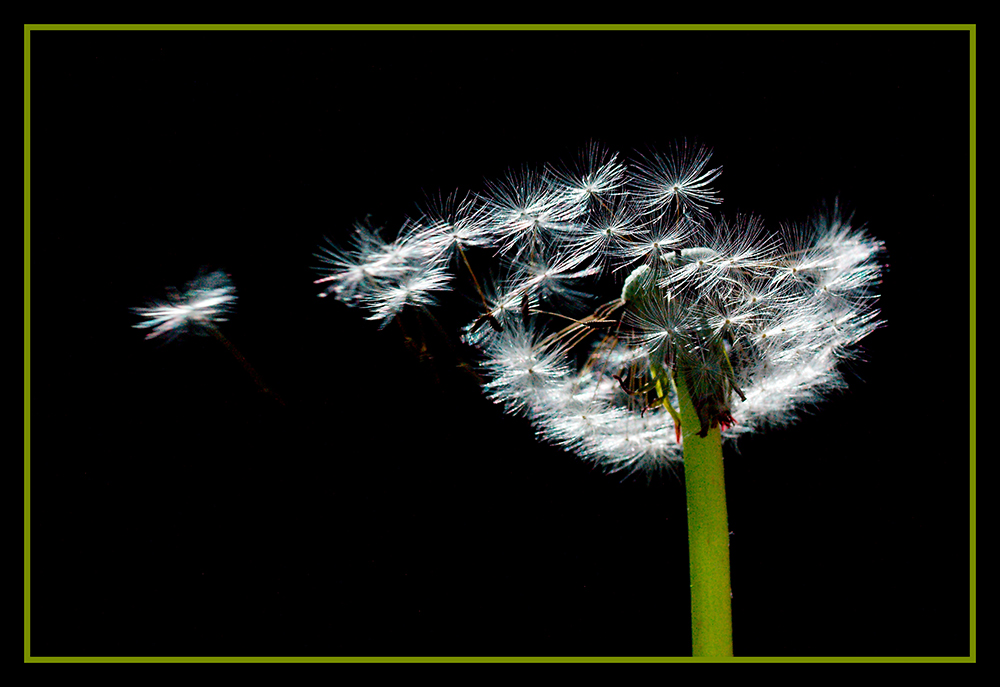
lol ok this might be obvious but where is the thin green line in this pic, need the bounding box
[22,23,978,31]
[24,656,700,662]
[23,24,31,664]
[968,25,977,662]
[22,21,975,664]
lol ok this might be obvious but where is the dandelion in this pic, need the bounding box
[545,141,629,209]
[477,165,588,262]
[361,260,453,327]
[132,269,238,340]
[133,269,282,405]
[315,142,884,656]
[410,190,493,265]
[560,196,642,273]
[630,140,724,220]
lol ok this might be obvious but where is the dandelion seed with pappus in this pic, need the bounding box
[132,269,238,341]
[314,141,885,656]
[132,269,283,405]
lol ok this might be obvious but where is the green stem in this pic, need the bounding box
[675,373,733,658]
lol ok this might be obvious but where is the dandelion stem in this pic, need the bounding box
[457,244,492,315]
[207,325,285,406]
[676,372,733,658]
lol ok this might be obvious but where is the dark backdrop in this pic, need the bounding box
[28,27,972,658]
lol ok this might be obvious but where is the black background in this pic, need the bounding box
[28,27,972,658]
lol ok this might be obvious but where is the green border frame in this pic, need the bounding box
[23,23,977,663]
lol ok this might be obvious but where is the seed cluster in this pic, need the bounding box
[316,142,883,473]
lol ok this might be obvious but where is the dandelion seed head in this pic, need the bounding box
[317,142,884,474]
